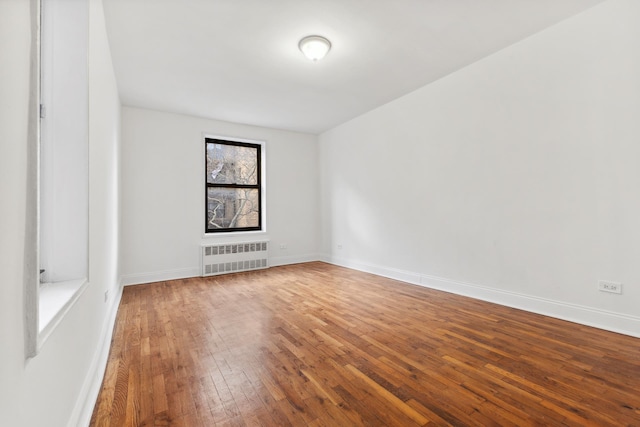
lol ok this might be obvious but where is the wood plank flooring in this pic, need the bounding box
[90,262,640,426]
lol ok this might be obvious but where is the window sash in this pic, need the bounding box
[205,138,262,233]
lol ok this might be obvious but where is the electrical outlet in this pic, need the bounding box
[104,290,110,302]
[337,244,343,249]
[279,244,287,250]
[598,280,622,294]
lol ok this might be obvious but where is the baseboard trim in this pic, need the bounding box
[68,281,123,427]
[120,256,324,285]
[269,253,320,267]
[320,254,640,338]
[120,267,200,286]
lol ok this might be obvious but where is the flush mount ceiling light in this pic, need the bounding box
[298,35,331,62]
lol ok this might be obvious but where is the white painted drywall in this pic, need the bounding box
[0,1,33,425]
[319,0,640,335]
[120,107,319,284]
[88,0,121,310]
[0,0,122,425]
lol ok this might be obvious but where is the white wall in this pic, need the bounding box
[0,1,33,425]
[319,0,640,336]
[120,107,319,284]
[0,0,122,425]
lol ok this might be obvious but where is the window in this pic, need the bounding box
[26,0,90,357]
[205,138,262,233]
[40,0,89,285]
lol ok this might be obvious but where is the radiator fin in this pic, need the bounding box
[201,241,269,276]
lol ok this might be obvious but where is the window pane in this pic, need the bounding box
[207,188,259,230]
[206,142,258,185]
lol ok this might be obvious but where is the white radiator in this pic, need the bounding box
[201,241,269,276]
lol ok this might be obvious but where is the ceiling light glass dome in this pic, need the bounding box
[299,35,331,61]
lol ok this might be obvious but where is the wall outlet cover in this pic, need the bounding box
[598,280,622,294]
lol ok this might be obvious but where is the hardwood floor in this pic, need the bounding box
[90,262,640,426]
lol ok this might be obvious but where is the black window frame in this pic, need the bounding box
[204,137,262,233]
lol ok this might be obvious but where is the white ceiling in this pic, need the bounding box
[103,0,603,134]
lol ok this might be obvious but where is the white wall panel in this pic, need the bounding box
[319,0,640,335]
[0,0,122,425]
[120,107,320,284]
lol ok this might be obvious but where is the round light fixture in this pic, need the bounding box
[299,35,331,62]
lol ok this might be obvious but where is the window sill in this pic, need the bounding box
[38,278,88,347]
[202,230,267,241]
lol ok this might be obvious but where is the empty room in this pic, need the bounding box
[1,0,639,426]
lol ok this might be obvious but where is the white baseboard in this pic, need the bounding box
[269,253,320,267]
[120,267,200,286]
[120,255,323,286]
[68,281,123,427]
[321,254,640,338]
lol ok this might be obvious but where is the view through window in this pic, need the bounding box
[205,138,262,232]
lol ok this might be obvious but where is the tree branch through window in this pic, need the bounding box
[205,138,262,232]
